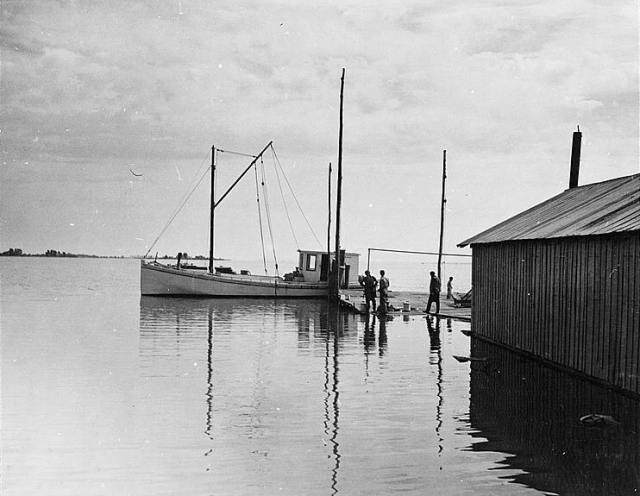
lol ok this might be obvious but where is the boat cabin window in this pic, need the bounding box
[306,254,317,271]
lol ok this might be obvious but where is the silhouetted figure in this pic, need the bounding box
[446,277,453,299]
[378,270,389,314]
[359,270,378,313]
[425,271,441,314]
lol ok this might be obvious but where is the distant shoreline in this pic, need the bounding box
[0,252,227,261]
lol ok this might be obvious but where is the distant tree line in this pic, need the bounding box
[1,248,23,256]
[156,254,219,260]
[43,249,77,257]
[0,247,219,259]
[0,248,125,258]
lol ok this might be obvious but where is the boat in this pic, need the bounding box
[141,246,359,297]
[141,71,358,297]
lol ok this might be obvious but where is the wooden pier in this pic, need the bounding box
[339,289,471,321]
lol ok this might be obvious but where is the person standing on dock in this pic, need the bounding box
[378,270,389,314]
[425,271,441,314]
[446,277,453,299]
[360,270,378,313]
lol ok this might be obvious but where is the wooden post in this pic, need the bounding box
[327,162,332,284]
[437,150,446,282]
[209,146,216,273]
[332,68,345,302]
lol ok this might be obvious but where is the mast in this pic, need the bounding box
[437,150,446,282]
[332,68,345,302]
[209,145,216,273]
[327,162,332,280]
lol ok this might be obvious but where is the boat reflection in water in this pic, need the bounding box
[138,297,639,495]
[139,297,364,495]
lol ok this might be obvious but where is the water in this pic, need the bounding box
[2,258,638,495]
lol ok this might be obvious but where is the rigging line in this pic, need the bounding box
[269,149,300,250]
[146,168,210,257]
[145,152,211,257]
[271,147,323,249]
[254,165,269,275]
[260,155,279,275]
[217,149,258,159]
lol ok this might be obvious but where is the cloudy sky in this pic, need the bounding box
[2,1,638,265]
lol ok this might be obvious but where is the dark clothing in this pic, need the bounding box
[429,275,441,295]
[360,274,377,312]
[446,279,453,299]
[426,293,440,314]
[426,274,441,314]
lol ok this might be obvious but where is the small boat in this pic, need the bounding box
[141,71,357,298]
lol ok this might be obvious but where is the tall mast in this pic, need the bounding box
[327,162,332,278]
[209,145,216,273]
[437,150,446,282]
[332,68,345,302]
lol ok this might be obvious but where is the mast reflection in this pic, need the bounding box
[426,315,444,461]
[324,305,342,495]
[138,297,363,493]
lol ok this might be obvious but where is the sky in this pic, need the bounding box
[2,1,638,270]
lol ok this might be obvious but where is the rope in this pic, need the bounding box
[145,151,210,257]
[270,150,300,250]
[218,148,258,159]
[270,148,323,249]
[254,165,268,275]
[259,155,279,276]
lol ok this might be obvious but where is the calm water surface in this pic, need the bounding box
[2,258,638,495]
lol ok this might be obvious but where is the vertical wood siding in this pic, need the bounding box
[472,233,640,395]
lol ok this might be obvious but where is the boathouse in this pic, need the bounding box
[458,173,640,395]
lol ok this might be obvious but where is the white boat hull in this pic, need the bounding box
[140,261,329,298]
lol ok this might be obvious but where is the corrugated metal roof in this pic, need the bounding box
[458,173,640,247]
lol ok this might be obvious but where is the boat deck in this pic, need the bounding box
[339,289,471,321]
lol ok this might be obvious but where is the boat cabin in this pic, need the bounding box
[295,249,360,288]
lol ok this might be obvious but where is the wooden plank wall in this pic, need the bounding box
[471,233,640,395]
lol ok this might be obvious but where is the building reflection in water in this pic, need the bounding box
[468,337,640,495]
